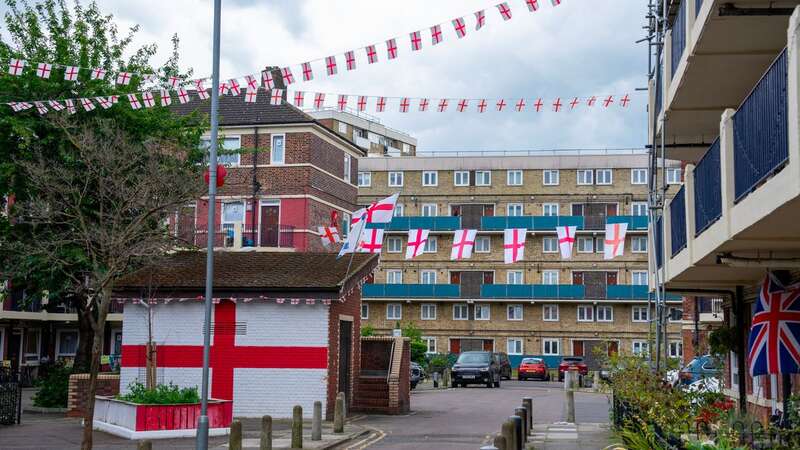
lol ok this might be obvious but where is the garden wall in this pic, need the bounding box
[67,373,120,417]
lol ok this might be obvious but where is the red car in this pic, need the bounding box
[558,356,589,381]
[518,358,550,381]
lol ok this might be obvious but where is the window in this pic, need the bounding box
[542,203,559,216]
[632,202,648,216]
[357,172,372,187]
[507,304,523,321]
[596,169,613,185]
[56,330,79,357]
[632,341,649,356]
[421,304,437,320]
[667,167,682,184]
[475,236,491,253]
[421,203,438,217]
[577,169,594,185]
[201,136,242,166]
[632,236,648,253]
[543,237,558,253]
[387,303,402,320]
[475,171,491,186]
[577,305,594,322]
[361,303,369,320]
[344,154,351,183]
[507,271,524,284]
[386,270,403,284]
[507,203,524,216]
[632,306,650,322]
[356,128,368,139]
[386,237,402,253]
[454,171,470,186]
[669,341,683,359]
[422,171,438,187]
[507,338,524,355]
[423,337,436,354]
[543,304,559,321]
[338,121,348,134]
[507,170,523,186]
[543,169,560,186]
[632,271,648,286]
[423,236,438,253]
[631,168,647,184]
[394,203,405,217]
[595,237,605,254]
[542,270,559,285]
[402,143,411,154]
[668,307,683,322]
[543,339,560,355]
[597,306,613,322]
[222,201,245,224]
[453,304,469,320]
[475,304,491,320]
[420,270,437,284]
[388,171,404,187]
[577,236,594,253]
[271,134,285,164]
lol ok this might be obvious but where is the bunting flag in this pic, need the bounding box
[116,71,132,85]
[556,226,577,259]
[526,0,540,11]
[345,51,357,71]
[405,229,430,260]
[270,89,283,106]
[325,56,338,76]
[366,45,379,64]
[229,79,241,96]
[318,226,340,247]
[36,62,52,78]
[503,228,527,264]
[301,62,314,81]
[244,88,257,103]
[160,89,172,106]
[142,91,155,108]
[431,25,443,45]
[127,93,142,110]
[177,88,190,104]
[337,94,348,111]
[95,96,112,109]
[294,91,305,107]
[497,2,513,20]
[451,229,477,260]
[748,274,800,376]
[453,17,467,38]
[603,222,628,260]
[386,38,399,60]
[475,10,487,30]
[168,75,181,88]
[64,66,79,81]
[8,58,25,76]
[260,71,273,90]
[410,31,423,51]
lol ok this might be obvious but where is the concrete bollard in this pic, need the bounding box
[136,441,152,450]
[594,370,601,391]
[493,434,507,450]
[500,420,515,450]
[292,405,303,448]
[565,370,576,423]
[260,415,273,450]
[514,407,528,443]
[312,401,322,441]
[522,397,533,433]
[509,415,523,450]
[229,419,243,450]
[444,368,451,388]
[334,393,345,434]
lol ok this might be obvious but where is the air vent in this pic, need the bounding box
[204,322,247,336]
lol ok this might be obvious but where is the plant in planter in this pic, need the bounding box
[116,382,199,404]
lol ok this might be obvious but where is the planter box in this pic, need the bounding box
[93,396,232,440]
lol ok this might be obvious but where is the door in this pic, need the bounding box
[583,272,606,299]
[338,320,352,405]
[606,272,618,285]
[608,341,619,357]
[460,272,484,298]
[450,272,461,285]
[483,340,494,352]
[483,272,494,284]
[573,340,584,357]
[585,204,607,230]
[7,330,21,372]
[606,204,618,217]
[450,338,461,354]
[573,272,584,285]
[571,204,583,216]
[259,205,280,247]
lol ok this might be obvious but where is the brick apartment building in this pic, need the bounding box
[308,108,418,157]
[351,151,684,367]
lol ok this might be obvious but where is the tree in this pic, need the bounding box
[400,322,428,364]
[3,118,204,448]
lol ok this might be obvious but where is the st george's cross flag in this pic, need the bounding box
[405,229,429,260]
[748,274,800,376]
[358,228,385,254]
[337,211,367,258]
[603,222,628,260]
[363,193,399,225]
[451,229,478,260]
[503,228,527,264]
[556,226,577,259]
[318,226,340,247]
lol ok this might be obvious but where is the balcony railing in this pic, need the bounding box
[670,186,687,257]
[606,285,649,300]
[694,138,722,236]
[189,224,296,248]
[671,0,686,78]
[367,216,461,231]
[607,215,649,231]
[655,216,664,269]
[480,216,584,231]
[733,48,789,203]
[480,284,585,299]
[362,284,461,298]
[655,54,663,118]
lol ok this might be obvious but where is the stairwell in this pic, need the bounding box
[352,336,410,415]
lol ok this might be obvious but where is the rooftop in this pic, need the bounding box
[170,90,313,127]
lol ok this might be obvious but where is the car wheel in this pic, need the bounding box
[486,379,493,388]
[494,378,501,388]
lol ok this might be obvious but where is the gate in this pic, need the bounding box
[0,368,21,425]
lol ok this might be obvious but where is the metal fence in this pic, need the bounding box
[694,138,722,236]
[670,185,687,257]
[655,216,664,269]
[0,368,21,425]
[671,0,687,78]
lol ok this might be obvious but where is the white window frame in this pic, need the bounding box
[543,304,559,322]
[577,236,594,253]
[453,304,469,321]
[338,121,348,134]
[507,203,524,217]
[577,305,594,322]
[542,203,559,217]
[55,329,79,358]
[343,154,351,183]
[543,169,560,186]
[577,169,594,185]
[542,236,558,253]
[475,304,491,321]
[388,171,404,187]
[596,169,613,185]
[386,269,403,284]
[632,340,649,355]
[386,303,402,320]
[361,303,369,320]
[386,236,402,253]
[595,237,605,254]
[202,136,242,166]
[394,203,404,217]
[669,341,683,358]
[221,201,245,225]
[666,167,682,184]
[507,271,524,285]
[475,170,491,186]
[454,171,470,186]
[631,201,648,217]
[507,304,523,321]
[423,336,437,354]
[475,236,491,253]
[631,168,648,185]
[543,338,560,356]
[632,305,650,323]
[421,203,438,217]
[421,303,437,320]
[420,270,437,284]
[632,236,648,253]
[424,236,438,253]
[422,170,439,187]
[542,270,559,285]
[507,170,523,186]
[271,134,286,165]
[632,271,648,286]
[597,305,614,322]
[357,171,372,187]
[507,338,524,355]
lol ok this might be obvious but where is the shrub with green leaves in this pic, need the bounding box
[32,362,72,408]
[117,382,199,405]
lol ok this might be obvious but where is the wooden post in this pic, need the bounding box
[229,420,242,450]
[260,415,272,450]
[292,405,303,449]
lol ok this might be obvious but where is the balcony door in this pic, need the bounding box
[451,271,493,298]
[572,203,618,230]
[573,271,612,299]
[451,204,493,229]
[259,203,280,247]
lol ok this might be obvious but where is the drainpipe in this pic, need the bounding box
[250,128,260,246]
[735,285,747,413]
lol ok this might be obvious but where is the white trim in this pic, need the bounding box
[596,305,614,322]
[361,303,369,320]
[93,420,229,440]
[474,303,491,321]
[453,303,469,321]
[542,169,560,186]
[386,236,403,253]
[388,171,404,187]
[630,168,648,185]
[422,170,439,187]
[474,170,491,186]
[422,336,437,354]
[576,169,594,185]
[357,171,372,187]
[386,303,402,320]
[506,170,523,186]
[542,202,559,217]
[110,328,123,356]
[507,337,524,355]
[595,168,613,185]
[453,170,470,186]
[577,305,594,322]
[543,304,559,322]
[506,203,524,217]
[475,235,491,253]
[506,304,523,321]
[542,338,560,356]
[631,305,650,322]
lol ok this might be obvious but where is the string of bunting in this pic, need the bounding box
[2,0,564,92]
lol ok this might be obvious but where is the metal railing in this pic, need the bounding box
[480,215,584,231]
[367,216,461,231]
[414,148,647,157]
[480,284,586,300]
[362,284,461,298]
[733,48,789,203]
[694,138,722,236]
[189,224,296,248]
[670,185,687,256]
[671,0,687,78]
[655,216,664,269]
[655,54,663,118]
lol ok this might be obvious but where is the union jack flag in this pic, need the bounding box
[748,274,800,376]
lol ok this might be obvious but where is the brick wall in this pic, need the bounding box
[361,340,392,373]
[326,287,362,420]
[67,373,120,417]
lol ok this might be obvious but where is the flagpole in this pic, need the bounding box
[197,0,222,448]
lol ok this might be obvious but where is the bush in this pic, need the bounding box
[426,354,451,374]
[32,362,72,408]
[117,382,200,404]
[360,325,375,337]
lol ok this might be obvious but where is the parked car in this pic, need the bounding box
[679,355,720,385]
[451,351,502,388]
[558,356,589,381]
[410,362,422,389]
[518,357,550,381]
[493,352,513,380]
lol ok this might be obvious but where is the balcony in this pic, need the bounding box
[670,186,687,257]
[188,224,296,249]
[480,284,585,300]
[693,138,722,237]
[671,0,687,79]
[480,216,584,231]
[366,216,461,231]
[607,215,649,231]
[362,284,460,298]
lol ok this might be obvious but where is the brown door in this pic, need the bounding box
[608,341,619,357]
[483,272,494,284]
[483,340,494,352]
[450,339,461,354]
[484,205,494,217]
[450,272,461,285]
[606,204,618,216]
[338,320,352,405]
[606,272,618,285]
[573,340,584,357]
[583,272,606,299]
[259,205,279,247]
[451,205,461,217]
[571,204,583,216]
[573,272,584,285]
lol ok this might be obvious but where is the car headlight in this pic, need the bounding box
[479,367,490,372]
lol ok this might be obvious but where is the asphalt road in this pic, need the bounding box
[341,380,611,450]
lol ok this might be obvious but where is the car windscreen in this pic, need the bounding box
[522,358,542,364]
[562,357,582,363]
[457,353,490,364]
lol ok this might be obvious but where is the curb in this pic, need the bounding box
[317,429,371,450]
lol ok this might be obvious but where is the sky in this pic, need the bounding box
[5,0,650,152]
